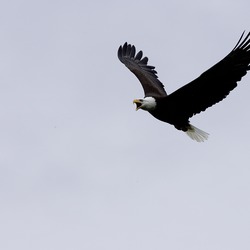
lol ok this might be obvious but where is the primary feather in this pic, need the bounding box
[118,42,167,97]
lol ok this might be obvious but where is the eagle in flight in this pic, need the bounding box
[118,32,250,142]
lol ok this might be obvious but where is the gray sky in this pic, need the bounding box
[1,0,250,249]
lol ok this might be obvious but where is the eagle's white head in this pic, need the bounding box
[133,97,157,111]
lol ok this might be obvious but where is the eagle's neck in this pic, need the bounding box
[141,97,157,111]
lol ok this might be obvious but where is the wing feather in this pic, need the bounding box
[167,32,250,119]
[118,42,167,97]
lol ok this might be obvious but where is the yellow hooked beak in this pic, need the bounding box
[133,99,142,111]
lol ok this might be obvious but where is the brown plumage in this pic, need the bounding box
[118,32,250,141]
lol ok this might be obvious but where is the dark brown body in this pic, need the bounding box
[149,97,190,131]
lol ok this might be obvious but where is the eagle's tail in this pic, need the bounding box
[185,124,209,142]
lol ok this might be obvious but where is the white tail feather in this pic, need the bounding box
[186,124,209,142]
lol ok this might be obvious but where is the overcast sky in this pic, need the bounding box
[1,0,250,249]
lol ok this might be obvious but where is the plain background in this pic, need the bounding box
[1,0,250,249]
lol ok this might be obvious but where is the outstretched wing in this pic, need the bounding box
[167,31,250,119]
[118,42,167,97]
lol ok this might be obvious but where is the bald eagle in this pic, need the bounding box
[118,32,250,142]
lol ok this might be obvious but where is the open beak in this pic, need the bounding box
[133,99,142,111]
